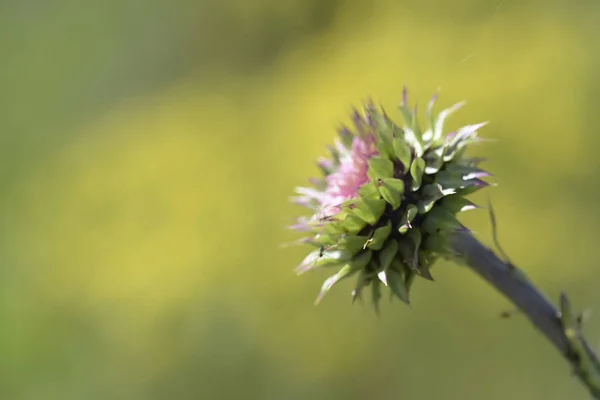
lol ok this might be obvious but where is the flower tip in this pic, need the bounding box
[296,265,312,276]
[463,170,493,180]
[351,289,362,304]
[472,178,491,187]
[377,270,388,286]
[317,157,332,167]
[473,121,490,131]
[455,224,471,233]
[451,100,467,112]
[290,196,309,206]
[288,221,312,232]
[337,125,351,138]
[461,203,481,212]
[281,237,316,249]
[428,90,439,109]
[468,157,487,166]
[314,290,327,305]
[417,268,435,281]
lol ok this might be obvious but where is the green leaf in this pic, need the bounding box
[416,265,435,281]
[422,234,455,258]
[443,163,491,180]
[398,98,414,127]
[383,177,405,192]
[410,157,426,191]
[418,250,438,270]
[417,200,434,215]
[371,111,395,159]
[434,101,466,142]
[309,177,327,192]
[397,230,421,271]
[398,204,418,234]
[366,221,392,250]
[317,160,334,176]
[296,249,350,275]
[351,197,387,225]
[357,182,380,200]
[446,122,487,149]
[338,126,354,149]
[351,108,367,137]
[323,221,345,236]
[424,146,444,174]
[327,145,341,167]
[378,240,398,271]
[314,250,373,304]
[398,96,424,156]
[439,194,479,214]
[435,170,489,191]
[314,264,355,304]
[377,140,395,161]
[312,233,338,247]
[433,170,461,189]
[338,235,370,255]
[424,91,438,142]
[443,124,487,162]
[405,269,417,292]
[456,180,490,195]
[422,207,464,234]
[352,269,370,303]
[341,214,368,234]
[460,157,486,167]
[382,267,410,304]
[404,127,424,157]
[410,106,423,143]
[371,278,382,314]
[417,183,454,214]
[378,178,404,210]
[407,228,422,248]
[398,240,416,270]
[332,210,349,220]
[367,156,394,179]
[392,136,412,170]
[350,249,374,269]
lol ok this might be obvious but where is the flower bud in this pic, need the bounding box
[290,88,489,309]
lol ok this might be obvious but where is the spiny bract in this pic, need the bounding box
[290,88,490,309]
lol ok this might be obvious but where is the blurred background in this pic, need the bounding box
[1,0,600,399]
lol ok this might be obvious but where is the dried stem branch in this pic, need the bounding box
[450,231,600,398]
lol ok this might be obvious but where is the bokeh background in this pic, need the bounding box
[2,0,600,399]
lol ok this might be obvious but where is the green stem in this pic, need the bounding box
[450,231,600,398]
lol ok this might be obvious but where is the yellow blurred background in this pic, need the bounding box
[2,1,600,399]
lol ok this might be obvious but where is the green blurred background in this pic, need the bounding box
[2,0,600,399]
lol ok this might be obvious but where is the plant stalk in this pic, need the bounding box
[450,230,600,398]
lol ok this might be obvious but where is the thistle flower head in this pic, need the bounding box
[290,88,490,309]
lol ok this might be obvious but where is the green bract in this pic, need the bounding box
[291,88,490,309]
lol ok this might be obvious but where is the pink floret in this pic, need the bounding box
[320,134,378,215]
